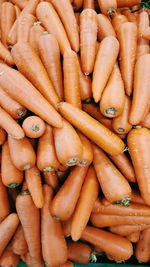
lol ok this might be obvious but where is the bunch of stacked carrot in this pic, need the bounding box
[0,0,150,266]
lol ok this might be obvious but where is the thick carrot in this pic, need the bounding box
[81,226,133,260]
[80,8,98,74]
[37,124,59,172]
[0,41,14,65]
[83,0,95,9]
[140,112,150,128]
[17,14,36,42]
[97,0,117,15]
[0,86,27,119]
[50,0,79,52]
[11,41,60,110]
[53,119,83,166]
[8,135,36,171]
[41,185,68,266]
[0,62,63,127]
[58,102,125,155]
[38,33,64,100]
[36,2,71,54]
[1,141,24,188]
[29,22,45,55]
[117,0,141,7]
[77,130,93,166]
[72,0,83,10]
[135,228,150,263]
[93,144,131,205]
[22,116,46,138]
[97,14,116,41]
[50,165,88,221]
[16,192,43,267]
[0,246,20,267]
[92,36,119,102]
[43,171,58,190]
[127,231,140,243]
[0,128,6,146]
[11,224,28,256]
[0,174,10,223]
[100,62,125,118]
[111,13,128,35]
[10,0,28,9]
[136,10,149,59]
[142,26,150,40]
[71,166,99,241]
[0,213,19,257]
[112,95,132,134]
[131,189,145,204]
[109,225,150,236]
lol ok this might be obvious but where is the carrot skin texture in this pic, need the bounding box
[142,27,150,40]
[127,231,140,243]
[0,246,20,267]
[0,128,6,145]
[17,14,36,43]
[0,41,14,65]
[29,23,45,56]
[97,14,116,41]
[111,13,128,35]
[135,228,150,263]
[109,225,150,236]
[0,174,10,223]
[117,0,140,7]
[67,241,92,264]
[22,115,46,139]
[77,131,93,166]
[43,171,58,190]
[11,224,28,255]
[97,0,117,15]
[140,112,150,129]
[83,0,95,9]
[10,0,28,10]
[136,11,149,59]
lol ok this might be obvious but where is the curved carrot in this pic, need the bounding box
[17,14,36,43]
[0,246,20,267]
[109,225,150,236]
[135,228,150,263]
[80,8,98,74]
[8,135,36,171]
[93,144,131,205]
[41,185,68,266]
[10,0,28,10]
[97,0,117,15]
[58,102,125,155]
[83,0,95,9]
[136,10,149,59]
[92,36,119,102]
[11,224,28,256]
[0,127,6,146]
[77,130,93,166]
[50,165,88,221]
[38,33,64,100]
[36,2,71,54]
[111,13,128,35]
[140,112,150,128]
[29,22,45,55]
[126,231,140,243]
[43,171,58,190]
[71,166,99,241]
[97,14,116,41]
[37,124,59,172]
[142,26,150,40]
[0,41,14,65]
[0,62,63,127]
[22,115,46,138]
[0,174,10,223]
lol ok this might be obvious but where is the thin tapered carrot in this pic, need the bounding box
[25,166,44,209]
[38,33,64,100]
[58,102,125,155]
[29,22,45,55]
[126,231,140,243]
[92,36,119,102]
[0,41,14,65]
[53,119,83,166]
[11,41,60,111]
[112,95,132,134]
[118,22,138,96]
[10,0,28,9]
[43,171,58,190]
[0,87,27,119]
[140,112,150,128]
[50,165,88,221]
[14,5,21,18]
[93,144,131,205]
[17,14,36,43]
[83,0,95,9]
[97,14,116,41]
[117,0,141,7]
[36,2,71,54]
[121,8,138,25]
[71,166,99,241]
[109,225,150,236]
[136,10,149,59]
[16,192,43,267]
[0,174,10,223]
[63,49,81,109]
[50,0,79,52]
[142,26,150,40]
[129,54,150,125]
[80,8,98,74]
[37,124,59,172]
[97,0,117,15]
[1,141,24,188]
[0,213,19,257]
[81,226,133,260]
[131,189,145,204]
[0,128,6,146]
[100,62,125,118]
[11,224,28,256]
[22,116,46,138]
[72,0,83,10]
[77,130,93,166]
[111,13,128,35]
[8,135,36,171]
[0,63,63,127]
[135,228,150,263]
[41,185,68,266]
[0,246,20,267]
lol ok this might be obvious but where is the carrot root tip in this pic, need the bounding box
[66,158,79,166]
[78,160,88,166]
[43,166,54,172]
[89,253,97,263]
[105,107,117,116]
[17,108,27,118]
[8,183,20,188]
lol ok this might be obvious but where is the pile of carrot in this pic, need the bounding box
[0,0,150,266]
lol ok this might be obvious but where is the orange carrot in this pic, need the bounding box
[77,131,93,166]
[117,0,141,7]
[135,228,150,263]
[0,127,6,146]
[92,36,119,102]
[11,224,28,256]
[97,14,116,41]
[7,20,17,46]
[136,10,149,59]
[21,253,32,267]
[142,26,150,40]
[109,225,150,236]
[0,246,20,267]
[10,0,28,9]
[97,0,117,15]
[0,174,10,223]
[17,14,36,43]
[43,171,58,190]
[140,112,150,128]
[0,41,14,65]
[62,217,72,237]
[83,0,95,9]
[22,115,46,138]
[111,13,128,35]
[14,5,21,18]
[74,12,80,26]
[93,144,131,205]
[72,0,83,10]
[29,22,45,55]
[50,165,88,221]
[122,8,138,25]
[126,231,140,243]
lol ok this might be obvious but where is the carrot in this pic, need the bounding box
[136,10,149,59]
[10,0,28,10]
[11,224,28,256]
[37,124,59,172]
[80,8,98,74]
[1,141,24,188]
[58,102,125,155]
[41,185,68,266]
[0,213,19,257]
[29,22,45,55]
[43,171,58,190]
[62,217,72,237]
[16,192,43,267]
[0,127,6,146]
[109,225,150,236]
[97,0,117,15]
[118,22,137,96]
[0,2,16,46]
[11,41,60,111]
[0,41,14,65]
[0,86,27,119]
[81,226,133,260]
[93,144,131,205]
[50,165,88,221]
[17,14,36,43]
[127,231,140,243]
[142,26,150,40]
[122,8,138,25]
[74,12,80,26]
[38,33,64,100]
[77,131,93,166]
[0,174,10,223]
[136,38,149,60]
[36,2,71,54]
[7,20,17,46]
[129,55,150,124]
[61,261,74,267]
[82,102,111,124]
[50,0,79,52]
[0,62,63,127]
[14,5,21,18]
[18,0,40,15]
[97,14,116,41]
[53,119,83,166]
[112,95,132,134]
[111,13,128,35]
[109,152,136,183]
[117,0,141,7]
[8,135,36,171]
[83,0,95,9]
[100,62,125,118]
[72,0,83,10]
[140,112,150,128]
[22,116,46,138]
[131,189,145,204]
[71,166,99,241]
[92,36,119,102]
[0,246,20,267]
[135,228,150,263]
